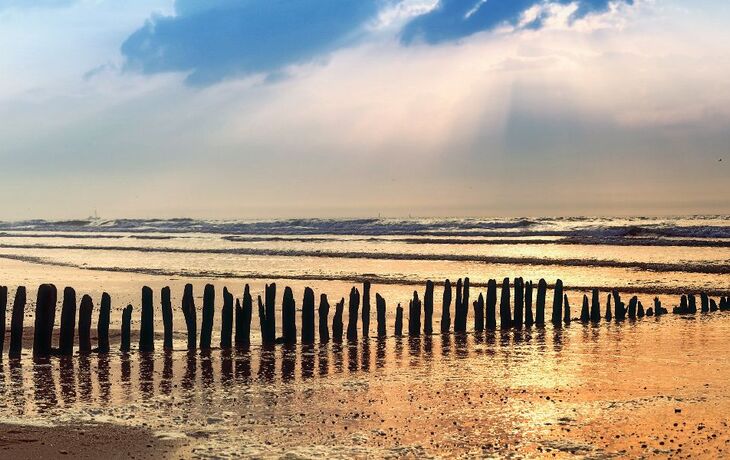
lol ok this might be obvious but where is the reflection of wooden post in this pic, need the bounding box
[9,287,26,358]
[440,279,452,333]
[473,293,484,332]
[499,278,511,329]
[347,287,360,341]
[302,287,315,344]
[395,304,403,337]
[514,278,524,327]
[551,280,563,325]
[282,287,297,344]
[182,284,197,350]
[220,287,234,348]
[161,287,173,350]
[200,284,215,350]
[424,280,434,335]
[376,294,386,337]
[139,286,154,352]
[121,305,133,352]
[590,289,601,323]
[319,294,330,343]
[79,294,94,353]
[98,292,111,353]
[59,287,77,355]
[536,279,547,326]
[33,284,57,358]
[486,279,497,330]
[524,281,534,326]
[0,286,5,356]
[362,282,371,338]
[332,298,344,343]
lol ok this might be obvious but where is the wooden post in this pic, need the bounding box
[238,284,253,348]
[302,287,315,344]
[590,289,601,323]
[563,294,571,324]
[710,299,718,312]
[139,286,154,352]
[536,279,547,326]
[408,291,421,337]
[514,277,524,327]
[346,287,360,341]
[700,293,709,313]
[551,280,563,326]
[473,293,484,332]
[486,279,497,330]
[332,298,344,343]
[282,287,297,344]
[98,292,111,353]
[637,301,645,317]
[395,303,403,337]
[499,277,511,329]
[161,287,173,350]
[605,294,613,320]
[455,278,462,331]
[524,281,534,326]
[0,286,5,356]
[628,296,637,319]
[319,293,330,343]
[264,283,276,344]
[59,287,77,355]
[457,277,470,332]
[376,293,386,337]
[120,304,132,352]
[220,287,234,348]
[182,284,197,350]
[580,294,590,323]
[440,279,452,333]
[200,284,215,350]
[79,294,94,353]
[33,284,57,358]
[688,294,697,314]
[613,290,625,320]
[9,286,26,358]
[424,280,434,335]
[362,281,371,338]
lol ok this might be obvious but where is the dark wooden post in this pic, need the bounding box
[688,294,697,314]
[474,293,484,332]
[700,293,709,313]
[59,287,77,355]
[454,278,462,331]
[424,280,434,335]
[33,284,57,358]
[710,299,718,312]
[200,284,215,350]
[182,284,197,350]
[318,293,330,343]
[395,303,403,337]
[332,298,344,343]
[536,279,547,326]
[264,283,276,344]
[237,284,253,348]
[220,287,234,348]
[376,293,386,337]
[499,277,511,329]
[302,287,315,344]
[79,294,94,353]
[551,280,563,326]
[605,294,613,320]
[346,287,360,341]
[408,291,421,337]
[121,304,132,352]
[139,286,154,352]
[628,296,637,319]
[440,279,452,333]
[9,286,26,358]
[524,281,534,326]
[563,294,571,324]
[161,287,173,350]
[613,290,625,320]
[0,286,5,356]
[98,292,111,353]
[590,289,601,323]
[637,301,645,317]
[486,279,497,330]
[514,277,524,327]
[282,287,297,344]
[580,294,590,323]
[362,281,371,338]
[458,277,470,332]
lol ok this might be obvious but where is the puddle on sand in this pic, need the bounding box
[0,314,729,458]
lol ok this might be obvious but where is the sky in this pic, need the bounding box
[0,0,728,219]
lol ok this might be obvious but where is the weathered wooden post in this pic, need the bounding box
[302,287,315,344]
[139,286,154,352]
[0,286,5,355]
[580,294,590,323]
[605,294,613,320]
[200,284,215,350]
[424,280,434,335]
[590,289,601,323]
[454,278,463,331]
[563,294,571,324]
[551,280,563,326]
[514,277,524,328]
[710,299,718,312]
[33,284,57,358]
[346,287,360,341]
[236,285,253,348]
[9,286,26,358]
[395,303,403,337]
[536,279,547,326]
[628,296,637,319]
[362,281,371,338]
[524,281,534,326]
[161,287,173,350]
[456,277,470,332]
[59,287,77,355]
[265,283,276,343]
[499,277,511,329]
[220,287,234,348]
[182,284,197,350]
[474,293,484,332]
[441,279,452,333]
[332,298,344,343]
[700,293,709,313]
[688,294,697,314]
[282,287,297,344]
[376,293,386,337]
[79,294,94,353]
[319,293,330,343]
[486,279,497,330]
[120,304,132,352]
[98,292,111,353]
[408,291,421,337]
[637,301,645,317]
[720,297,728,311]
[613,291,626,320]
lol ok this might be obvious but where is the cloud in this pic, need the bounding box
[401,0,634,44]
[0,0,76,10]
[121,0,380,86]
